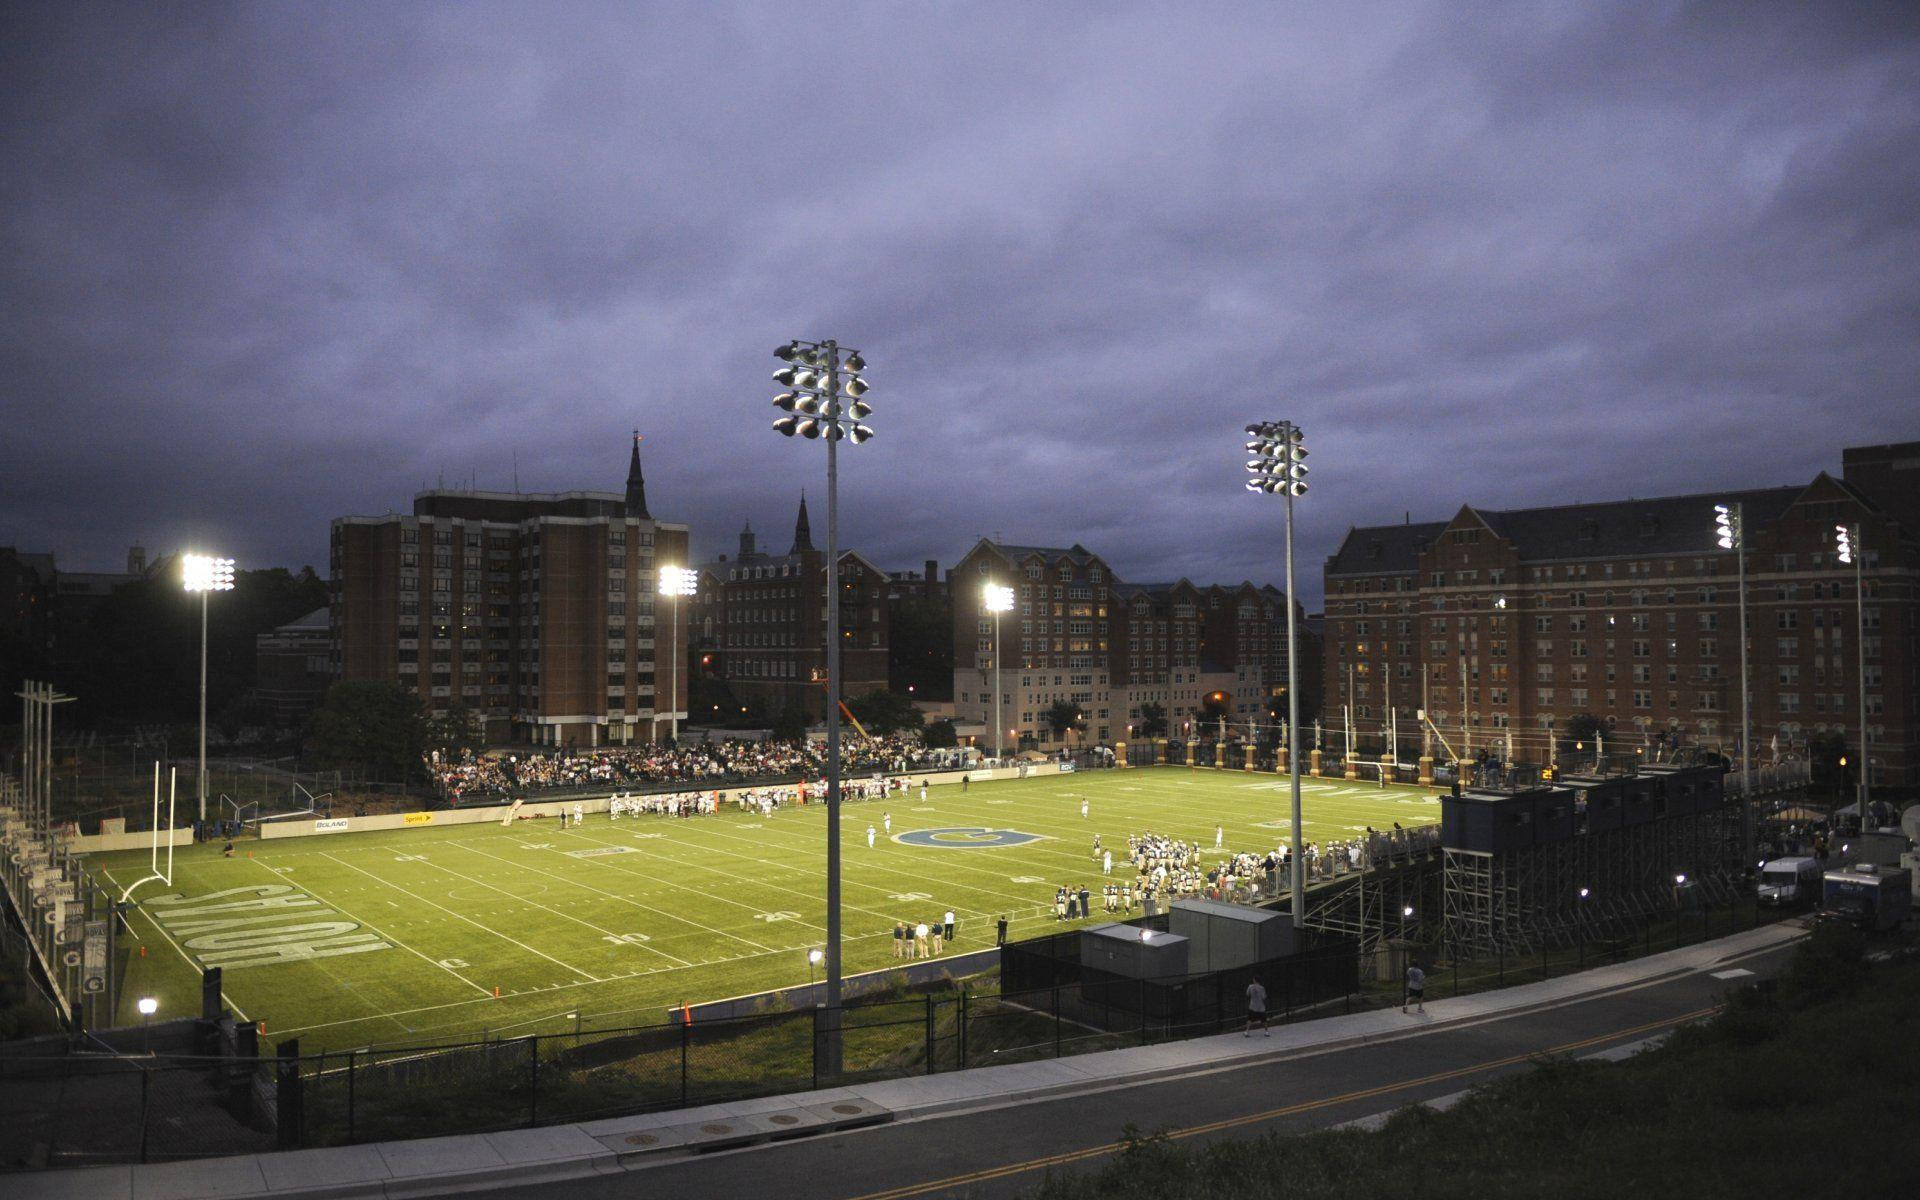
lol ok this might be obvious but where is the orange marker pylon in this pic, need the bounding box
[139,946,147,958]
[493,986,500,998]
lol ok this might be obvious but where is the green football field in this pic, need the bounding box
[83,766,1442,1053]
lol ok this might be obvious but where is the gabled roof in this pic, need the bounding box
[1325,521,1447,575]
[1327,483,1809,575]
[977,540,1101,566]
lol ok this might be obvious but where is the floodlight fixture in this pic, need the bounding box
[983,584,1015,614]
[138,997,158,1016]
[766,336,874,1075]
[658,566,698,598]
[182,554,235,593]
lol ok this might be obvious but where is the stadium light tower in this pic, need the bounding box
[657,566,698,742]
[182,553,235,823]
[769,336,872,1076]
[984,584,1015,762]
[1835,523,1868,825]
[1245,420,1308,928]
[1714,502,1752,866]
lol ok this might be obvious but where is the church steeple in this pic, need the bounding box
[739,520,757,560]
[791,493,814,554]
[625,431,650,519]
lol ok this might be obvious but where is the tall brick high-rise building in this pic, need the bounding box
[1321,442,1917,786]
[329,437,690,747]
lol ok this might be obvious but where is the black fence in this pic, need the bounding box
[3,893,1795,1173]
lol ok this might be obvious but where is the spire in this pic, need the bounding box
[791,492,814,554]
[739,519,757,560]
[625,430,650,519]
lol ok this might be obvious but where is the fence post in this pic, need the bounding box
[1053,986,1062,1058]
[347,1051,356,1144]
[680,1017,690,1108]
[958,989,968,1069]
[925,996,936,1076]
[1139,978,1148,1045]
[528,1036,539,1126]
[139,1066,150,1164]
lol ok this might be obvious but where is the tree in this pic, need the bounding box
[1557,713,1604,758]
[923,718,957,749]
[1807,730,1850,799]
[1137,702,1168,739]
[426,702,485,758]
[305,681,429,784]
[771,701,809,742]
[887,591,953,699]
[1200,693,1231,728]
[1043,700,1085,743]
[845,689,926,736]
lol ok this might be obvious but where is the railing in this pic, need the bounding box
[0,893,1796,1173]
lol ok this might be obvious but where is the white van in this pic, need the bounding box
[1757,856,1822,908]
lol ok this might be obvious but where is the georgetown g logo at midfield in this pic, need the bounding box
[894,827,1047,849]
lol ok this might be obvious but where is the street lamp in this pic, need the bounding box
[182,554,235,824]
[657,566,698,742]
[1835,524,1869,826]
[1245,419,1308,929]
[769,336,873,1076]
[138,995,158,1050]
[984,584,1014,763]
[1715,502,1752,866]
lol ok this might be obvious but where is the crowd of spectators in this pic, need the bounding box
[431,732,943,803]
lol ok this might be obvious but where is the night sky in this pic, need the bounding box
[4,3,1916,607]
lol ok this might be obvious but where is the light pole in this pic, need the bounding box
[1245,420,1308,929]
[770,336,873,1076]
[1714,503,1752,866]
[657,566,698,743]
[1835,524,1868,826]
[181,554,235,824]
[984,584,1014,763]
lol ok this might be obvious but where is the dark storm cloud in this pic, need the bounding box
[2,1,1915,606]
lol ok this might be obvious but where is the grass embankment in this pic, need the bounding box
[1026,922,1920,1200]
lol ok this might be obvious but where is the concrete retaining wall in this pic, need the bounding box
[677,947,1001,1023]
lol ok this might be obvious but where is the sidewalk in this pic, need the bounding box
[18,921,1802,1200]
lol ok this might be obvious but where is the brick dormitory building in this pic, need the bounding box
[689,498,891,723]
[1321,441,1918,788]
[329,437,691,747]
[947,539,1312,750]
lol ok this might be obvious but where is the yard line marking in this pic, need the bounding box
[271,925,906,1040]
[236,858,489,1012]
[397,853,693,969]
[591,817,1030,919]
[97,864,252,1024]
[320,852,601,983]
[450,839,782,953]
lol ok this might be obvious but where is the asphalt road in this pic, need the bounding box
[482,937,1798,1200]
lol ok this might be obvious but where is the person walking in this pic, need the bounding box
[919,781,928,802]
[1403,962,1426,1014]
[867,823,876,849]
[883,812,892,835]
[1245,977,1269,1036]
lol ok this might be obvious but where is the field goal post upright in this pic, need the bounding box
[118,763,178,906]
